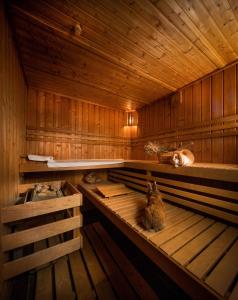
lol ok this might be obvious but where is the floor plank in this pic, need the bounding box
[229,281,238,300]
[93,222,159,300]
[81,231,117,300]
[69,250,96,300]
[84,225,138,300]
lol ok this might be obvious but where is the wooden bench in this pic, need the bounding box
[9,222,158,300]
[78,178,238,300]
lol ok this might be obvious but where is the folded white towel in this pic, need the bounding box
[47,160,124,168]
[28,154,54,162]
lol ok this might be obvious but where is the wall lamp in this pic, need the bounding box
[125,111,138,126]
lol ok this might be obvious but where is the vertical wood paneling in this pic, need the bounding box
[223,66,236,163]
[192,81,202,161]
[211,72,223,162]
[132,62,238,163]
[201,78,211,162]
[26,88,131,159]
[184,87,193,125]
[0,2,26,295]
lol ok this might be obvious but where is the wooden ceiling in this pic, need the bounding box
[9,0,238,110]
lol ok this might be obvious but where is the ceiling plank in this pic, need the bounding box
[10,2,177,91]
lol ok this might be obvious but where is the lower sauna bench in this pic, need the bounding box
[78,181,238,300]
[9,222,158,300]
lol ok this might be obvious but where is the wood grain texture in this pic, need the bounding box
[132,62,238,163]
[7,0,238,110]
[26,88,131,160]
[0,1,26,296]
[79,181,238,300]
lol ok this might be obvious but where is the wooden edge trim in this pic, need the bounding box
[124,162,238,183]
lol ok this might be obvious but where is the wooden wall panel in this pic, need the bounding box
[26,88,131,160]
[132,62,238,163]
[0,1,26,296]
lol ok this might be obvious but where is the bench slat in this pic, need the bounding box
[160,218,214,255]
[110,170,238,200]
[205,240,238,297]
[187,227,238,279]
[109,172,238,212]
[151,214,203,246]
[172,223,227,266]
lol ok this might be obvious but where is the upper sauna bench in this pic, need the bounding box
[19,157,238,182]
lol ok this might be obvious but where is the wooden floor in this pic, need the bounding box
[79,182,238,300]
[10,222,158,300]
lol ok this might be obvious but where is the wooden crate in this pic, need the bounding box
[1,181,83,280]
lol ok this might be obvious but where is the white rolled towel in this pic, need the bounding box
[28,154,54,162]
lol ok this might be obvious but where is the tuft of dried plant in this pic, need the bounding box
[144,141,169,156]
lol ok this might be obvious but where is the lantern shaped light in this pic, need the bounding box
[125,111,138,126]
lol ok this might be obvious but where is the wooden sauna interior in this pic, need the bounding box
[1,0,238,300]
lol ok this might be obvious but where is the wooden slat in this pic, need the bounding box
[3,237,82,280]
[35,265,53,300]
[54,257,75,300]
[2,215,82,251]
[205,240,238,296]
[1,194,82,223]
[172,223,227,266]
[85,225,138,300]
[78,182,221,300]
[160,218,214,255]
[187,227,238,279]
[109,174,238,224]
[110,171,238,211]
[151,214,203,246]
[47,235,75,300]
[93,222,159,300]
[110,169,238,200]
[34,240,53,300]
[69,251,96,300]
[81,231,117,300]
[96,183,134,197]
[229,282,238,300]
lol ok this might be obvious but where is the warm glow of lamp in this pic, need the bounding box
[125,111,138,126]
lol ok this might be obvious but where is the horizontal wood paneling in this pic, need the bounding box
[132,62,238,163]
[0,1,26,295]
[26,88,131,160]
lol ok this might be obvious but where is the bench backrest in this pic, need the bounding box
[109,168,238,225]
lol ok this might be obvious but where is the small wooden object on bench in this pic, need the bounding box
[96,183,135,198]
